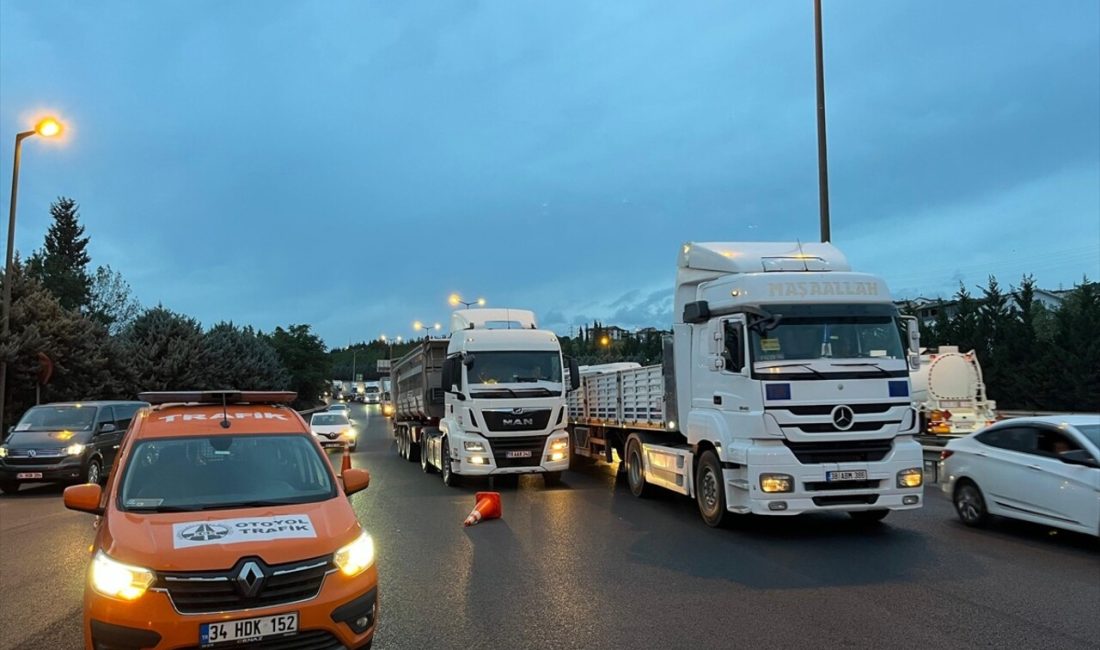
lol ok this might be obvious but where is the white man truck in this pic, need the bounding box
[566,242,925,526]
[391,308,578,486]
[911,346,997,436]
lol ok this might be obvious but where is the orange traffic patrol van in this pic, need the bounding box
[63,391,378,650]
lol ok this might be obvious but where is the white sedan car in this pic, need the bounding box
[310,412,357,451]
[940,415,1100,537]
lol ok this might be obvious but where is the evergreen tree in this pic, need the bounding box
[264,325,328,408]
[26,197,93,311]
[120,306,209,392]
[88,265,142,335]
[203,323,290,391]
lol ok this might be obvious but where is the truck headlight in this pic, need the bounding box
[760,473,794,493]
[66,443,86,456]
[90,551,154,600]
[333,531,375,577]
[549,438,569,452]
[464,440,486,452]
[897,468,923,488]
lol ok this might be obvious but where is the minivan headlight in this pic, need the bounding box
[90,551,154,600]
[0,446,8,458]
[65,443,86,456]
[333,531,375,577]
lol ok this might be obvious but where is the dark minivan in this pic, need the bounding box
[0,401,148,494]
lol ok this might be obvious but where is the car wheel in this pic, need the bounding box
[0,481,20,495]
[441,438,460,487]
[624,437,655,498]
[420,437,433,473]
[85,459,102,486]
[695,449,729,528]
[954,481,988,527]
[849,509,890,523]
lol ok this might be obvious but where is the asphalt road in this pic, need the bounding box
[2,402,1097,649]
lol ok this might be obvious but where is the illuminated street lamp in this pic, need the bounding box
[1,115,65,431]
[448,293,486,309]
[412,321,442,336]
[380,334,404,359]
[600,336,610,348]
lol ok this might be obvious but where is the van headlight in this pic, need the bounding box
[0,446,8,458]
[333,531,375,577]
[90,551,154,600]
[897,468,923,488]
[65,443,86,456]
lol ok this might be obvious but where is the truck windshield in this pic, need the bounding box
[466,351,563,386]
[751,305,905,363]
[14,405,97,432]
[119,435,335,512]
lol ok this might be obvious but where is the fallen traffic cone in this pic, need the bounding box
[463,491,502,527]
[340,447,352,475]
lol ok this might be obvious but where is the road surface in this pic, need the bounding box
[2,402,1097,649]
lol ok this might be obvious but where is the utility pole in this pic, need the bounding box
[814,0,832,243]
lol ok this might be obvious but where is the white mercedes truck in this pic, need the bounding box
[391,308,578,486]
[567,242,925,526]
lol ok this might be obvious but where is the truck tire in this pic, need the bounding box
[624,437,655,498]
[395,427,406,457]
[695,450,730,528]
[440,438,460,487]
[406,430,420,463]
[420,437,433,473]
[849,509,890,523]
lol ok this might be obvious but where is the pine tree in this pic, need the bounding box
[26,197,93,311]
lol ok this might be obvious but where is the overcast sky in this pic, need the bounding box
[2,1,1097,347]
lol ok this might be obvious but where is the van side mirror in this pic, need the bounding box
[565,356,580,392]
[64,483,104,515]
[98,423,117,434]
[342,468,371,495]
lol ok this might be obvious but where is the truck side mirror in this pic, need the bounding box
[902,316,921,369]
[441,358,455,393]
[565,356,580,392]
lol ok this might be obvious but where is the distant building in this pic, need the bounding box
[897,289,1067,328]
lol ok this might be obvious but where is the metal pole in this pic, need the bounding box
[1,131,34,433]
[814,0,832,243]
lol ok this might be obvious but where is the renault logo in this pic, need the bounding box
[831,405,855,431]
[237,561,266,598]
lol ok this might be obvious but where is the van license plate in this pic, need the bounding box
[201,612,297,647]
[16,472,43,480]
[827,470,867,481]
[506,450,532,458]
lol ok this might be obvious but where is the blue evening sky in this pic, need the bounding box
[2,1,1098,346]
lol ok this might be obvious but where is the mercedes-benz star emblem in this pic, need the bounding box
[179,523,230,542]
[236,561,265,598]
[831,405,855,431]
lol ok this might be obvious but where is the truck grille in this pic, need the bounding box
[784,440,892,464]
[158,556,332,614]
[481,409,552,432]
[773,402,905,416]
[793,420,901,434]
[180,630,344,650]
[488,435,547,467]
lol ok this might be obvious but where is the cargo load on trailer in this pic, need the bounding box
[910,346,997,435]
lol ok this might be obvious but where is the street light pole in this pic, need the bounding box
[1,118,61,433]
[814,0,832,243]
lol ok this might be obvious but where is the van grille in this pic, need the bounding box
[157,556,332,614]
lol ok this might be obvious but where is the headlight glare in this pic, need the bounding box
[66,443,86,456]
[0,446,8,458]
[760,473,794,493]
[549,438,569,452]
[897,468,923,488]
[333,531,375,577]
[90,551,154,600]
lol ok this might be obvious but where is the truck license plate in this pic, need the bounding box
[16,472,43,480]
[201,612,297,646]
[827,470,867,482]
[506,450,532,458]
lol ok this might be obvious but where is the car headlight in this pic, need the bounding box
[344,429,357,438]
[897,468,923,488]
[464,440,486,452]
[333,531,375,577]
[90,551,154,600]
[65,443,86,456]
[760,473,794,493]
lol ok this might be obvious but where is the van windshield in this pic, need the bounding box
[14,405,97,432]
[118,435,335,512]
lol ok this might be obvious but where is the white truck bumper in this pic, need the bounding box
[450,430,570,476]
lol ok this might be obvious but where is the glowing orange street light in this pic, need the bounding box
[600,336,610,347]
[35,117,63,138]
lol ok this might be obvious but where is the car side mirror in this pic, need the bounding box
[1059,449,1099,468]
[63,483,104,515]
[342,468,371,495]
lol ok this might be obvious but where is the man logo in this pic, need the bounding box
[179,523,230,542]
[236,560,266,598]
[831,405,855,431]
[502,418,535,427]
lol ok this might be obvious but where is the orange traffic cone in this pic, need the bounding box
[463,491,502,527]
[340,447,352,475]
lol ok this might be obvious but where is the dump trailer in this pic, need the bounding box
[567,242,926,527]
[392,308,578,487]
[910,346,997,435]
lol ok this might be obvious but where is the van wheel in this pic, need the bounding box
[849,509,889,523]
[85,459,103,486]
[954,481,988,527]
[695,450,730,528]
[441,438,460,487]
[624,437,654,498]
[420,438,433,473]
[0,481,20,495]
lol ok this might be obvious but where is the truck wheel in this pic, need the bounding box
[401,429,412,460]
[440,438,460,487]
[395,427,405,457]
[849,509,890,523]
[624,437,654,498]
[695,450,730,528]
[406,431,420,463]
[543,471,562,487]
[0,481,20,495]
[420,437,433,473]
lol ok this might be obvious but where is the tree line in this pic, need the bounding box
[2,197,330,425]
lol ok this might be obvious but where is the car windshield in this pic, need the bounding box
[1075,424,1100,447]
[311,414,349,426]
[13,405,97,432]
[467,351,563,385]
[751,304,905,363]
[119,435,335,512]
